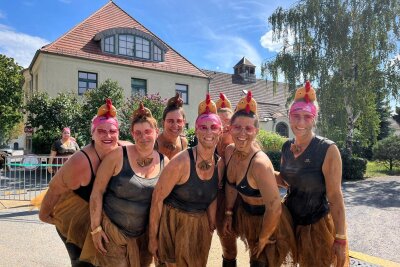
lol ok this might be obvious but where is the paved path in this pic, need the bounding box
[0,176,399,266]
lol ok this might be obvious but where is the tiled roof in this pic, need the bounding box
[234,57,255,68]
[202,69,289,120]
[39,1,207,78]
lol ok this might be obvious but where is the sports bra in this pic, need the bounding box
[225,150,262,197]
[73,150,95,202]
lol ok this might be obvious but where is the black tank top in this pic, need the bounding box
[164,148,219,213]
[73,150,95,202]
[280,136,334,225]
[103,146,164,237]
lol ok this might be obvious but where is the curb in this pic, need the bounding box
[350,250,400,267]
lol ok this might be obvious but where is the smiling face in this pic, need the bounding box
[195,120,222,149]
[92,123,119,152]
[230,116,259,151]
[162,109,185,138]
[132,121,158,149]
[289,110,315,138]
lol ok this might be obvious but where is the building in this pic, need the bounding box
[204,57,292,138]
[16,1,290,152]
[20,1,209,151]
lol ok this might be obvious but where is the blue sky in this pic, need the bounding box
[0,0,398,110]
[0,0,293,74]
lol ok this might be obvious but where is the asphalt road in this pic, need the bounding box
[0,176,399,267]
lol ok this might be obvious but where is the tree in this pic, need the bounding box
[25,92,82,153]
[394,106,400,125]
[77,79,124,144]
[0,54,24,144]
[373,135,400,172]
[264,0,400,155]
[119,93,167,141]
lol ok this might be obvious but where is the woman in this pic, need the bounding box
[86,103,168,267]
[39,99,130,267]
[223,91,296,267]
[149,95,223,267]
[215,93,238,267]
[276,81,349,267]
[155,93,188,159]
[47,127,80,174]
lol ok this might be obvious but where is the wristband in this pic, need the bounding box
[90,225,103,235]
[335,233,347,240]
[225,210,233,216]
[334,239,347,246]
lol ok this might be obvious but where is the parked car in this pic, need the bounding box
[0,146,13,155]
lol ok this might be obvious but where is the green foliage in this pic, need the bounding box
[119,93,167,141]
[256,129,287,152]
[26,92,82,149]
[0,54,24,144]
[264,0,400,155]
[78,79,124,144]
[341,149,367,180]
[31,129,60,154]
[393,106,400,125]
[372,135,400,171]
[185,128,197,147]
[365,160,400,177]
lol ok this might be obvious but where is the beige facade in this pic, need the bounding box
[20,53,208,151]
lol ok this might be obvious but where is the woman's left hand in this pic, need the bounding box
[332,242,346,267]
[252,238,276,258]
[91,229,109,255]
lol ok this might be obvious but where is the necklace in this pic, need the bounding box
[136,151,154,167]
[163,142,177,151]
[196,148,213,171]
[290,143,302,154]
[233,149,250,161]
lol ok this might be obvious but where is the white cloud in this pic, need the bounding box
[203,31,263,76]
[0,24,49,68]
[260,30,283,52]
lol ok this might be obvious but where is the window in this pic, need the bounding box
[78,71,97,95]
[175,84,188,104]
[276,122,289,137]
[131,78,147,96]
[135,37,150,59]
[119,35,134,56]
[104,36,114,53]
[153,45,162,61]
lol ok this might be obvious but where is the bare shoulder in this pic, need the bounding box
[225,144,235,159]
[169,148,190,167]
[118,140,133,146]
[253,151,273,170]
[181,136,189,148]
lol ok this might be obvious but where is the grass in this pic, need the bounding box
[365,161,400,178]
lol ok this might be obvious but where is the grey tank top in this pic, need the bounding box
[164,147,219,213]
[280,136,333,225]
[103,146,164,237]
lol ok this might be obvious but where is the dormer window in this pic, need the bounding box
[104,36,114,53]
[94,27,168,62]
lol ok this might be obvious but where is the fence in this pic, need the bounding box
[0,155,67,201]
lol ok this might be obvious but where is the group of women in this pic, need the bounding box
[38,82,348,267]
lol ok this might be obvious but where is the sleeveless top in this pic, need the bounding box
[164,148,219,213]
[73,150,95,202]
[103,146,164,237]
[280,136,334,225]
[225,151,262,198]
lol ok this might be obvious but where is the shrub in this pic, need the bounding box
[257,129,287,152]
[341,149,367,180]
[185,128,197,147]
[372,135,400,171]
[265,151,282,171]
[32,129,61,155]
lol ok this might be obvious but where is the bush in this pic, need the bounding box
[257,129,287,152]
[372,135,400,171]
[32,129,61,154]
[341,149,367,180]
[185,128,197,147]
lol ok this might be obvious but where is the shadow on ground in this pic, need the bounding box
[343,179,400,208]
